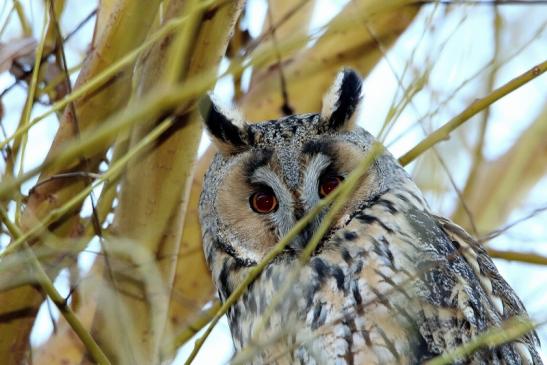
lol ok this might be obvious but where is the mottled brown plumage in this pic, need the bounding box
[198,70,541,364]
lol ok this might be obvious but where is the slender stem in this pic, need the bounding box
[0,0,221,151]
[12,0,31,36]
[399,59,547,166]
[0,5,16,38]
[39,61,82,97]
[487,249,547,266]
[14,4,49,219]
[0,118,174,258]
[168,300,221,354]
[0,207,111,365]
[425,316,542,365]
[453,8,501,227]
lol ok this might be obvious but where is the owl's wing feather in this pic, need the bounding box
[430,214,542,364]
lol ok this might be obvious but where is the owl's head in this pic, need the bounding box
[199,70,408,268]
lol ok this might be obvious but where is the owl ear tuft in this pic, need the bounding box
[320,69,363,131]
[199,94,249,154]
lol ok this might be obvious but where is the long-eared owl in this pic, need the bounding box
[198,69,542,364]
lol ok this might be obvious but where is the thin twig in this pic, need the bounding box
[46,3,109,320]
[0,9,97,99]
[453,7,501,227]
[0,5,15,38]
[480,205,547,243]
[0,0,220,150]
[12,0,31,36]
[487,249,547,266]
[0,207,111,365]
[265,0,293,115]
[31,171,102,189]
[398,59,547,166]
[387,21,546,148]
[0,117,176,258]
[169,300,221,351]
[48,1,79,134]
[63,9,97,42]
[13,4,49,219]
[243,0,311,56]
[425,316,543,365]
[418,0,547,4]
[433,148,479,237]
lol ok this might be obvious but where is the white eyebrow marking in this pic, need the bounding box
[302,154,331,209]
[252,166,295,238]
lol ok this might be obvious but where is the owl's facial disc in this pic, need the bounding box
[202,68,369,264]
[214,136,379,264]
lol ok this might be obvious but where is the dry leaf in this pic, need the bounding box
[0,37,37,74]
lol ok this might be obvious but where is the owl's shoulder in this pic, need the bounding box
[337,188,541,363]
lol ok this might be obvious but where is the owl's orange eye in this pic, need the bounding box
[319,175,343,198]
[250,190,278,214]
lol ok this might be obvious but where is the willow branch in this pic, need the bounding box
[171,300,221,349]
[425,316,541,365]
[399,60,547,166]
[0,208,111,365]
[0,0,222,151]
[487,249,547,266]
[0,117,175,258]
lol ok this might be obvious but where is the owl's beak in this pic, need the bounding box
[289,209,332,253]
[293,225,314,250]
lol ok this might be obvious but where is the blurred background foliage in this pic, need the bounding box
[0,0,545,364]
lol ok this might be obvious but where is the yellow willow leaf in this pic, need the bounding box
[0,0,162,363]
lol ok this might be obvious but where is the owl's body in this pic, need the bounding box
[199,70,542,364]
